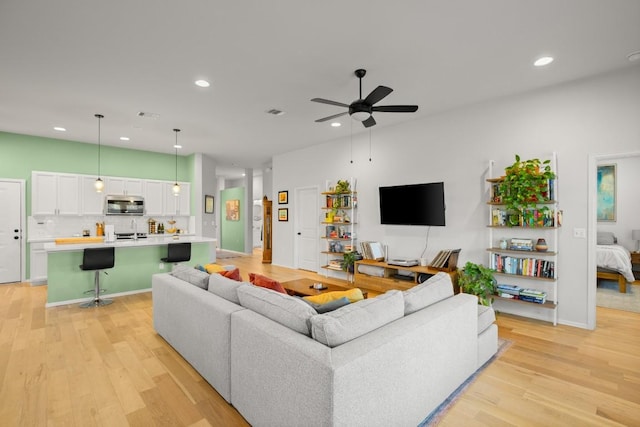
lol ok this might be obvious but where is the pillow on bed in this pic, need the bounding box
[597,232,616,245]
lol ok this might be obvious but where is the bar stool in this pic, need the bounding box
[79,246,115,308]
[161,242,191,265]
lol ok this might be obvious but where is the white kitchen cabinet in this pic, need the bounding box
[105,177,144,196]
[144,180,165,216]
[32,172,80,216]
[80,175,105,215]
[164,182,190,216]
[30,242,48,284]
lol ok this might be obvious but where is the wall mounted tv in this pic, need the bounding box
[379,182,446,226]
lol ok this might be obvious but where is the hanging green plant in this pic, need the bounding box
[499,155,556,226]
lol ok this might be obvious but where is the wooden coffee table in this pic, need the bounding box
[281,278,367,299]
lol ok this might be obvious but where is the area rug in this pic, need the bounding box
[418,338,512,426]
[597,279,640,313]
[216,250,246,260]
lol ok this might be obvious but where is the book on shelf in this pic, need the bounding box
[490,253,555,278]
[360,241,384,261]
[429,249,461,270]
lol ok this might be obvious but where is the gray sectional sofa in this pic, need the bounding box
[152,270,498,427]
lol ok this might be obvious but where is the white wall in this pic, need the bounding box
[272,65,640,328]
[597,156,640,250]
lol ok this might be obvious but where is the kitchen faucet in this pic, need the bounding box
[131,219,137,240]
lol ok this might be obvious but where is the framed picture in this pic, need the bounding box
[278,190,288,204]
[226,199,240,221]
[204,195,214,214]
[278,208,288,221]
[597,164,616,222]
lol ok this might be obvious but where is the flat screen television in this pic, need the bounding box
[379,182,446,226]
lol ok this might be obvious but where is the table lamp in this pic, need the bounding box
[633,229,640,252]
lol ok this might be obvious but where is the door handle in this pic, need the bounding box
[14,236,19,240]
[297,232,301,235]
[14,229,19,233]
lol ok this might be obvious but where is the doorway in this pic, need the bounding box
[0,179,25,284]
[295,186,319,272]
[588,151,640,328]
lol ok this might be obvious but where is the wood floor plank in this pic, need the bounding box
[1,249,640,425]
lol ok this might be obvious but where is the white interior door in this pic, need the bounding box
[295,187,318,272]
[0,180,23,283]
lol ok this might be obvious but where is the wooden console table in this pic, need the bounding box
[354,259,458,294]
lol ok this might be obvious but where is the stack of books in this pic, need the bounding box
[519,288,547,304]
[429,249,461,270]
[497,284,522,299]
[489,254,555,278]
[360,241,384,261]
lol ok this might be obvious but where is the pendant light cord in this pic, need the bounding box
[369,128,372,162]
[173,128,180,183]
[95,114,103,177]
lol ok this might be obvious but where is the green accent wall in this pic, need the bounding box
[47,242,211,304]
[0,131,196,279]
[220,187,245,252]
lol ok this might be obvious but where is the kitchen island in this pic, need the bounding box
[44,235,217,306]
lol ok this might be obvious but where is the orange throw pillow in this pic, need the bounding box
[221,268,242,282]
[249,272,287,294]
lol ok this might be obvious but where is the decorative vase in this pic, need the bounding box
[499,238,508,250]
[535,238,548,252]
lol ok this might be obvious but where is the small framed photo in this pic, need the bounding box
[278,190,288,204]
[204,195,214,214]
[278,208,288,221]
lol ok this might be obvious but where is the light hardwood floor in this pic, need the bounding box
[1,250,639,426]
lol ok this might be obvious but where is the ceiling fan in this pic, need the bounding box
[311,69,418,128]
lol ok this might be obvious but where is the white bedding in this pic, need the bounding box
[596,244,635,283]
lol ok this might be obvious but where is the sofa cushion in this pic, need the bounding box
[303,288,364,305]
[207,273,245,304]
[477,305,496,334]
[310,290,405,347]
[302,297,351,314]
[249,273,287,294]
[237,284,317,336]
[170,264,210,289]
[402,272,454,315]
[205,263,226,273]
[220,267,242,281]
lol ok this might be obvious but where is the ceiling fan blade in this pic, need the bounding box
[310,98,350,108]
[372,105,419,113]
[315,111,348,123]
[364,86,393,105]
[362,116,377,128]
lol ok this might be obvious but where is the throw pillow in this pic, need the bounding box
[220,267,242,281]
[303,288,364,305]
[237,284,317,335]
[207,273,245,304]
[402,272,454,315]
[302,296,351,314]
[249,272,287,294]
[310,290,405,347]
[170,265,209,290]
[596,231,616,245]
[204,263,226,274]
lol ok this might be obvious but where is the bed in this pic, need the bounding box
[596,232,635,293]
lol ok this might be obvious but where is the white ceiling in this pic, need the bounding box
[1,1,639,178]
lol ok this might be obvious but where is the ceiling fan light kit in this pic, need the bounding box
[312,68,418,128]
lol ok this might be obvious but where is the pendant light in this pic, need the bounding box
[172,128,181,195]
[94,114,105,192]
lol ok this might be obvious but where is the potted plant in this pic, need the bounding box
[499,155,556,226]
[458,261,497,306]
[341,251,359,273]
[335,179,351,194]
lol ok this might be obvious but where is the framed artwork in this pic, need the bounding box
[226,199,240,221]
[204,195,214,214]
[278,190,288,204]
[597,164,616,222]
[278,208,288,221]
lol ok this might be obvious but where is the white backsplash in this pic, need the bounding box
[28,215,194,241]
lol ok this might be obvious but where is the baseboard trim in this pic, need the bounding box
[45,288,151,308]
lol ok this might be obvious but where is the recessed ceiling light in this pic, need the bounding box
[331,122,341,127]
[627,51,640,62]
[195,79,210,88]
[534,56,554,67]
[120,136,130,141]
[53,126,66,131]
[173,144,182,149]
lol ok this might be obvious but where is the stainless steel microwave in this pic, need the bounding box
[105,195,145,216]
